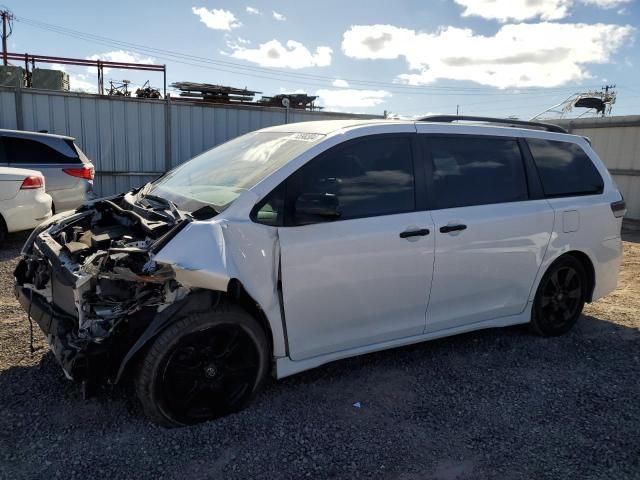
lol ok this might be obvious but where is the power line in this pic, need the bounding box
[15,15,603,97]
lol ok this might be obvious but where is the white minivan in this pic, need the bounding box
[15,116,624,426]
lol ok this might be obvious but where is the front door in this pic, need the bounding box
[278,133,435,360]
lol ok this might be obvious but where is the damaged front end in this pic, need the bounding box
[14,190,196,384]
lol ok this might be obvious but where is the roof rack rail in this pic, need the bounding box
[417,115,568,134]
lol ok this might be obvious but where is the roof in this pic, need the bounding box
[0,128,75,141]
[261,119,413,135]
[259,118,576,137]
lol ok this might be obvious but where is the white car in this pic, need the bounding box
[15,116,624,426]
[0,167,52,243]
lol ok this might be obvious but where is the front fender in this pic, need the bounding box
[151,217,287,358]
[153,221,232,292]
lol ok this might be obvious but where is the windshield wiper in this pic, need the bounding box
[134,189,186,223]
[137,182,153,199]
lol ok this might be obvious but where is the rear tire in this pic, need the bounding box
[0,215,7,245]
[135,303,270,427]
[531,256,587,336]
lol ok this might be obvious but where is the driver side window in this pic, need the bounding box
[288,135,416,225]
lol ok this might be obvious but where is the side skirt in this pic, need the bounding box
[274,303,532,379]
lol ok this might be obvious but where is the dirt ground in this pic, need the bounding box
[0,227,639,479]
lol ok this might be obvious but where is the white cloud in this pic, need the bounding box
[246,6,261,15]
[453,0,571,22]
[453,0,634,22]
[226,36,251,50]
[581,0,631,7]
[85,50,155,74]
[71,74,99,93]
[342,22,634,88]
[315,88,391,108]
[272,11,286,21]
[192,7,241,30]
[229,40,332,68]
[279,87,307,94]
[332,79,350,88]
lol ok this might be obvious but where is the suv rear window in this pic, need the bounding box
[429,136,528,209]
[3,135,80,164]
[527,139,604,197]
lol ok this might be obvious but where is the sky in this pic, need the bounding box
[5,0,640,119]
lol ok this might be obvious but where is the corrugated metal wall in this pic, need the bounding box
[3,88,637,219]
[0,87,380,196]
[558,116,640,219]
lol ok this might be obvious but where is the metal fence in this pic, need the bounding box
[2,88,637,219]
[0,87,380,196]
[558,116,640,219]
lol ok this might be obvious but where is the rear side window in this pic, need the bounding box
[527,139,604,197]
[288,135,415,224]
[3,136,80,164]
[429,136,528,209]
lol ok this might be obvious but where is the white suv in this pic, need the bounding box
[15,116,624,426]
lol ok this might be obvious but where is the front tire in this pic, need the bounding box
[135,303,270,427]
[531,256,587,336]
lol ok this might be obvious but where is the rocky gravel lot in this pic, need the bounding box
[1,229,639,480]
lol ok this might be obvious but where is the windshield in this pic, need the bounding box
[148,131,324,212]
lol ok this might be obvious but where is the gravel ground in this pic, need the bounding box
[1,229,639,480]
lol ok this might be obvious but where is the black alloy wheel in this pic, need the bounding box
[531,256,587,336]
[161,325,259,423]
[136,305,269,427]
[0,215,7,245]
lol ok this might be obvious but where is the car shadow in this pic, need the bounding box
[0,231,28,255]
[0,310,638,478]
[622,219,640,244]
[1,311,637,422]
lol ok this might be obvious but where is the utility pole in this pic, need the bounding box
[1,8,14,66]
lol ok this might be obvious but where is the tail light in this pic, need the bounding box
[20,175,45,189]
[20,175,44,190]
[611,199,626,218]
[63,165,94,180]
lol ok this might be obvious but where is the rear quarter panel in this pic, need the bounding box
[0,178,20,201]
[526,136,623,303]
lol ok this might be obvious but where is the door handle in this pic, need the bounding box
[439,224,467,233]
[399,228,430,238]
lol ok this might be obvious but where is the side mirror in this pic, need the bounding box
[294,193,341,225]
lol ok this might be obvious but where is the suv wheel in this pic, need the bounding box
[135,303,270,427]
[0,215,7,245]
[531,256,587,336]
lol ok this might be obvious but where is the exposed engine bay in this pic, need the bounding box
[13,190,210,384]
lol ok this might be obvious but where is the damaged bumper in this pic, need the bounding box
[14,192,194,383]
[16,285,89,380]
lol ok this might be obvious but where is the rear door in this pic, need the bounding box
[421,133,555,333]
[276,133,435,360]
